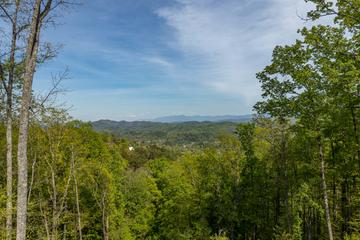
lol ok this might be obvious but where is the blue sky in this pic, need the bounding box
[34,0,314,121]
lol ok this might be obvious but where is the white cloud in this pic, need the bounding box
[156,0,315,107]
[142,55,174,68]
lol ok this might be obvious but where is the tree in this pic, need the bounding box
[13,1,73,239]
[306,0,360,32]
[255,18,360,238]
[0,1,24,238]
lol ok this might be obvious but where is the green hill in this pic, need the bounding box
[91,120,242,146]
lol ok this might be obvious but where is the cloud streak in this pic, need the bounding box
[156,0,313,108]
[34,0,324,120]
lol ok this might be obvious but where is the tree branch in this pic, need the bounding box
[0,4,14,24]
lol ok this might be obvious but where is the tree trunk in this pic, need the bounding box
[50,162,58,240]
[16,1,42,239]
[39,196,51,240]
[74,174,83,240]
[27,154,37,204]
[341,181,348,238]
[71,150,83,240]
[63,224,67,240]
[102,195,109,240]
[350,107,360,167]
[5,1,20,238]
[6,103,13,240]
[318,136,334,240]
[280,124,291,232]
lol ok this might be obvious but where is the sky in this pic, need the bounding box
[34,0,315,121]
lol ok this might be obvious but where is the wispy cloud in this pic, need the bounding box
[34,0,325,120]
[142,55,174,68]
[156,0,314,107]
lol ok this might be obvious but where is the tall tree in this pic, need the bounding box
[255,20,360,238]
[0,0,26,238]
[15,1,72,239]
[16,1,51,238]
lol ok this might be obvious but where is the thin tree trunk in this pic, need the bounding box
[39,196,51,240]
[5,87,14,240]
[5,1,20,238]
[71,150,83,240]
[106,215,109,240]
[101,194,109,240]
[6,104,13,240]
[74,174,82,240]
[330,141,337,223]
[47,149,71,240]
[63,224,67,240]
[350,107,360,167]
[280,124,291,232]
[50,163,57,240]
[341,181,348,238]
[16,1,42,239]
[318,136,334,240]
[49,156,72,240]
[48,146,58,240]
[27,154,37,204]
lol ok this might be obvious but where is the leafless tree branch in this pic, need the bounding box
[0,3,14,24]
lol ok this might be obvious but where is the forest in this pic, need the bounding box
[0,0,359,239]
[91,120,240,146]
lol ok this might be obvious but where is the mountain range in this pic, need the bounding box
[91,115,253,146]
[152,114,253,123]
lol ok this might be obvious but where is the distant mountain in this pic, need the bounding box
[91,120,245,146]
[152,114,253,123]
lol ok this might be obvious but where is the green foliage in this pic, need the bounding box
[254,1,360,239]
[92,120,239,147]
[122,169,160,239]
[210,233,229,240]
[0,1,359,240]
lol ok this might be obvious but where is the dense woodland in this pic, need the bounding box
[0,0,359,239]
[91,120,240,146]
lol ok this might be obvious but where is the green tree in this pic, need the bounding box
[255,10,359,238]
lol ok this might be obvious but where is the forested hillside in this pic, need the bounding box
[92,120,239,146]
[0,0,359,240]
[152,115,253,123]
